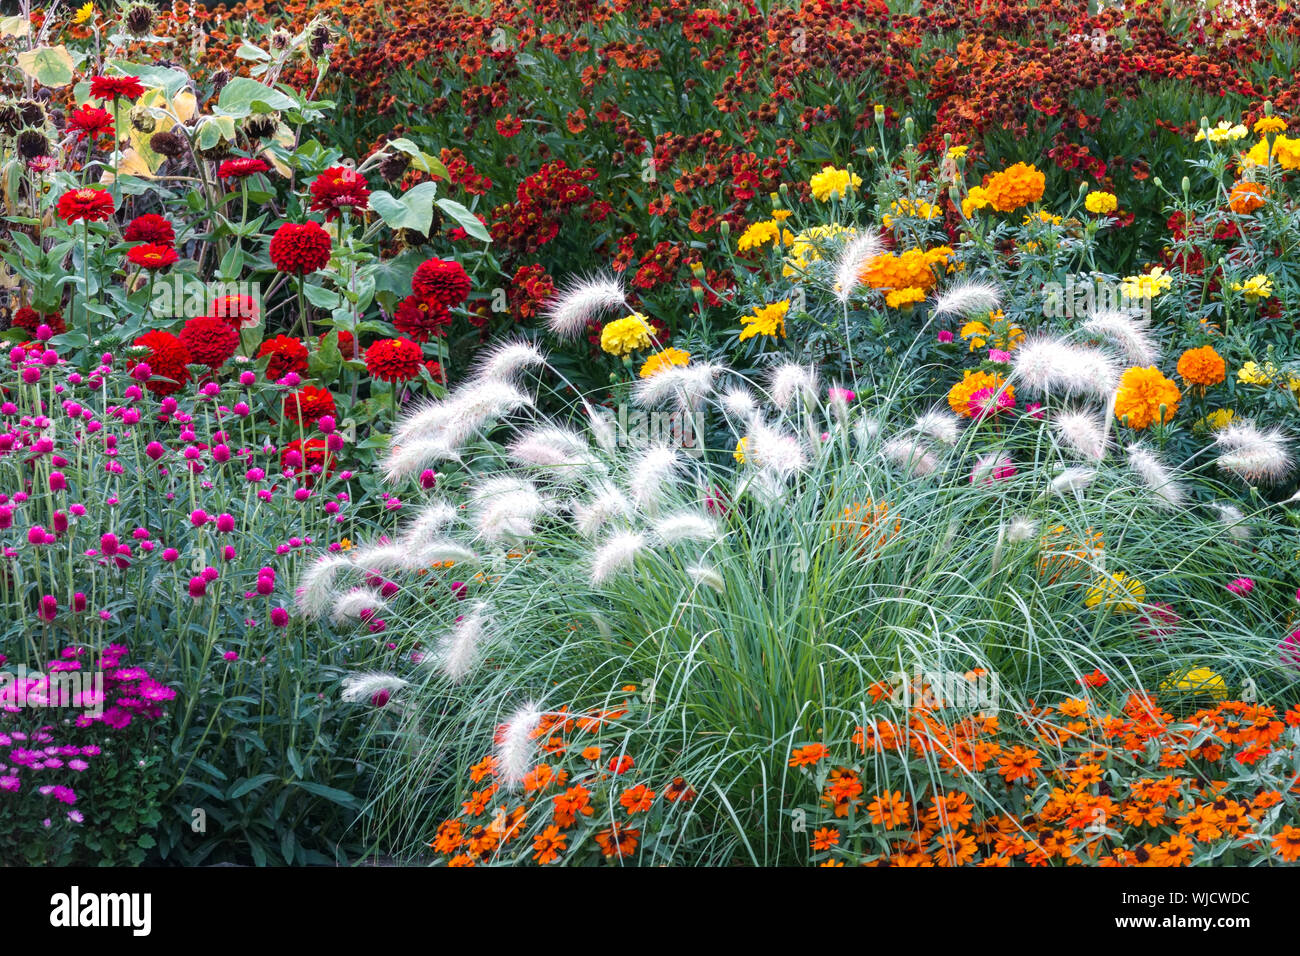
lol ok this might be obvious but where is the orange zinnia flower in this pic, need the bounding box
[998,746,1043,783]
[867,790,911,827]
[789,743,830,767]
[619,784,656,814]
[532,825,567,864]
[1271,825,1300,862]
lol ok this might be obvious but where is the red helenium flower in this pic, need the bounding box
[127,243,179,271]
[131,330,192,396]
[257,334,310,381]
[364,337,423,383]
[411,258,471,307]
[56,188,114,223]
[123,214,175,244]
[268,221,332,275]
[179,315,240,369]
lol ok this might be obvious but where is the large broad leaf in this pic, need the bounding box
[436,197,490,242]
[369,181,440,236]
[385,137,450,180]
[102,59,191,99]
[215,77,297,119]
[16,46,79,88]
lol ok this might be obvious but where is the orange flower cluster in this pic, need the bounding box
[429,693,695,866]
[793,684,1300,867]
[1114,366,1181,430]
[832,500,900,556]
[982,162,1046,212]
[859,246,954,306]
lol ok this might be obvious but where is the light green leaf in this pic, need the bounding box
[436,197,490,242]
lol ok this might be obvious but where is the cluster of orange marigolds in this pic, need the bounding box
[790,682,1300,866]
[429,692,696,866]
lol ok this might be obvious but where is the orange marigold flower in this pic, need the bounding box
[983,162,1046,212]
[947,370,1013,419]
[1114,366,1181,430]
[789,743,830,767]
[1228,181,1267,215]
[1176,346,1226,387]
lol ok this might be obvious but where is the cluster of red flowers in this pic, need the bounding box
[489,161,608,253]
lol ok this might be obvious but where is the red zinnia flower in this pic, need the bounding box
[56,187,114,223]
[283,385,336,428]
[411,258,471,307]
[127,243,179,271]
[392,294,452,342]
[209,293,260,329]
[319,329,359,360]
[268,221,332,275]
[131,330,192,396]
[68,104,114,143]
[364,337,423,383]
[424,359,445,383]
[308,165,371,221]
[217,158,271,180]
[12,307,66,336]
[257,334,309,381]
[90,76,145,101]
[179,315,240,369]
[281,437,335,482]
[123,214,175,244]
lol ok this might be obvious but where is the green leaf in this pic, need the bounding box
[369,181,440,236]
[215,77,297,119]
[292,781,362,810]
[228,773,279,800]
[436,197,490,242]
[385,137,450,180]
[15,46,79,88]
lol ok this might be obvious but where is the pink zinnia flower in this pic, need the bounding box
[967,386,1014,419]
[1226,577,1254,596]
[970,454,1016,484]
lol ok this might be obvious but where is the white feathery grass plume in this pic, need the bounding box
[687,563,726,593]
[652,512,719,544]
[330,587,389,625]
[744,420,807,479]
[399,501,459,550]
[348,541,411,575]
[591,531,646,584]
[544,275,627,339]
[627,444,680,513]
[913,408,960,445]
[769,363,819,411]
[412,539,478,568]
[295,553,353,619]
[584,400,619,455]
[1053,408,1108,460]
[882,435,938,476]
[471,339,548,383]
[932,280,1001,317]
[1125,443,1185,510]
[1214,422,1293,483]
[496,702,543,787]
[719,387,760,422]
[391,399,456,447]
[1082,311,1158,365]
[381,436,460,483]
[1004,516,1039,543]
[1049,466,1097,496]
[471,476,550,542]
[832,229,883,304]
[436,379,536,450]
[1013,336,1119,399]
[853,417,881,446]
[572,481,634,537]
[340,672,407,704]
[384,380,534,481]
[434,601,491,683]
[633,363,719,411]
[1210,502,1251,541]
[508,425,596,473]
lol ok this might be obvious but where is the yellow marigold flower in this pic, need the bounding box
[885,287,926,308]
[983,162,1045,213]
[1084,191,1118,214]
[946,144,969,160]
[960,311,1023,352]
[947,370,1012,419]
[1231,274,1273,302]
[733,437,747,463]
[1243,134,1300,170]
[1195,120,1249,143]
[738,300,789,341]
[809,165,862,202]
[1196,408,1236,433]
[772,209,793,222]
[1120,266,1173,300]
[882,197,940,229]
[961,185,992,218]
[737,219,791,252]
[72,2,94,23]
[1159,667,1228,701]
[1023,210,1062,226]
[1237,360,1275,385]
[1253,116,1287,136]
[782,223,854,276]
[1114,366,1180,430]
[639,347,690,378]
[1176,346,1226,387]
[1084,571,1145,613]
[600,313,654,356]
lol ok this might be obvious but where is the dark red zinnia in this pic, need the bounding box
[68,104,114,143]
[424,359,446,383]
[179,315,240,369]
[131,330,192,396]
[392,294,452,343]
[319,329,359,360]
[90,76,145,101]
[364,337,423,383]
[12,307,66,336]
[209,293,259,329]
[127,243,179,271]
[257,334,310,381]
[56,187,115,223]
[283,385,336,428]
[280,437,335,482]
[411,258,471,307]
[308,165,371,221]
[268,221,332,275]
[217,157,271,180]
[123,214,175,244]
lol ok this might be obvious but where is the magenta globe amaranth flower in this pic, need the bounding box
[270,607,289,628]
